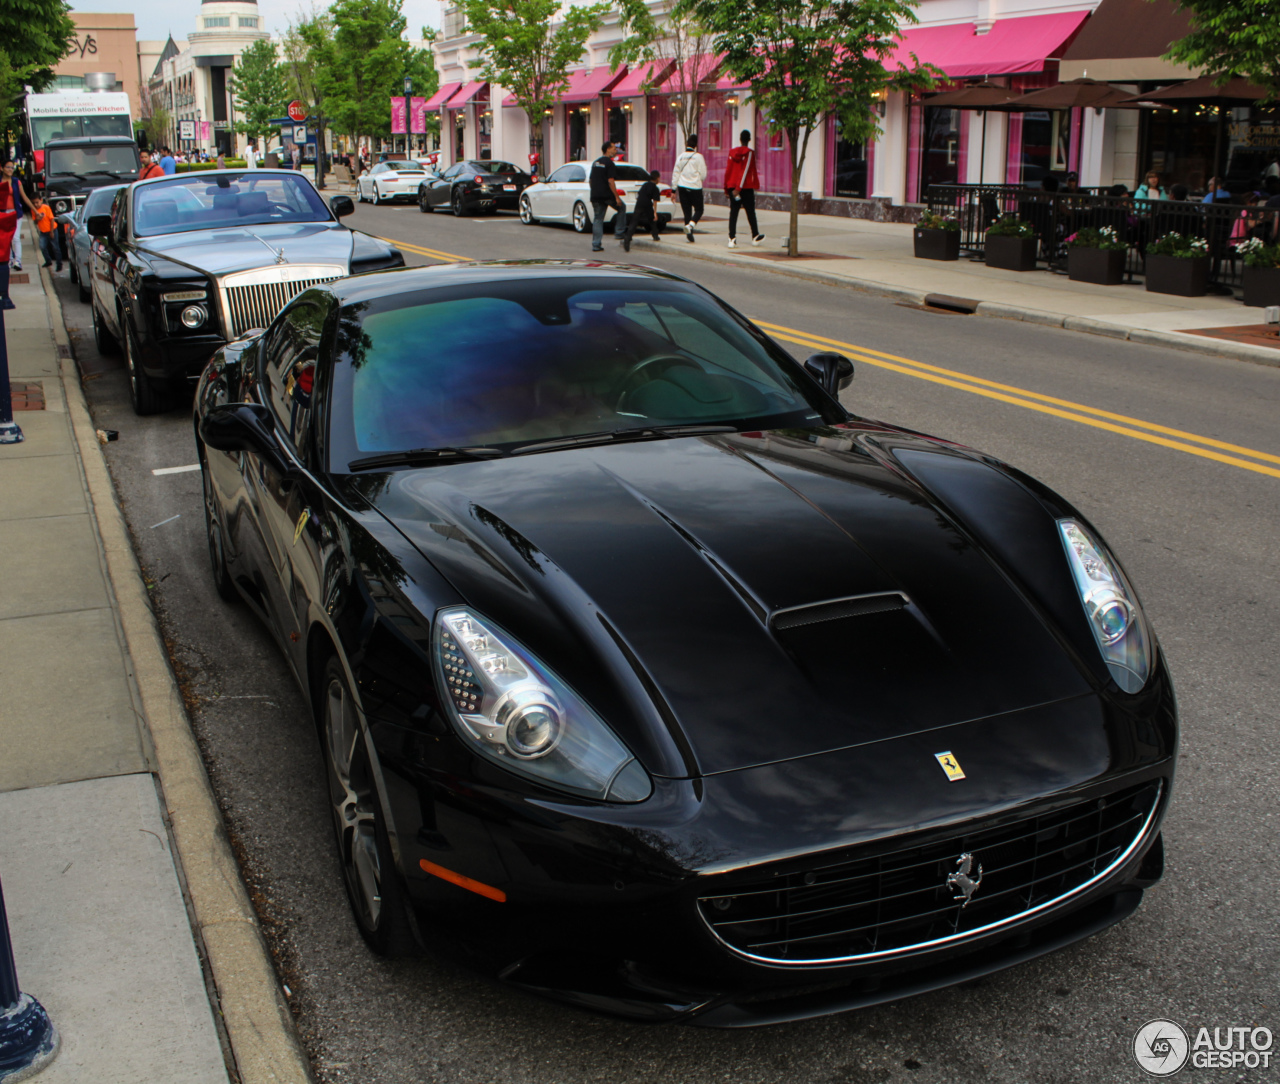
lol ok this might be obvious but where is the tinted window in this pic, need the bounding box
[470,161,524,175]
[371,163,389,174]
[442,164,463,179]
[84,185,124,217]
[548,165,585,183]
[614,164,652,182]
[132,173,330,236]
[385,161,424,172]
[32,116,132,147]
[328,279,838,463]
[47,144,138,177]
[262,296,328,454]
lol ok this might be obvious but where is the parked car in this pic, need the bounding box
[356,160,429,205]
[87,168,402,415]
[418,159,532,215]
[519,160,676,233]
[59,183,126,303]
[40,135,139,216]
[194,260,1176,1025]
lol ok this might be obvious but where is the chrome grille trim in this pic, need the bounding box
[696,780,1163,968]
[216,264,344,338]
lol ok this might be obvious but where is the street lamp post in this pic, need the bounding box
[0,875,58,1074]
[403,76,412,155]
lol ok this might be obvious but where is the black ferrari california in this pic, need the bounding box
[194,261,1176,1025]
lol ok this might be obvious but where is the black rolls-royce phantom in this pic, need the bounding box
[87,168,402,414]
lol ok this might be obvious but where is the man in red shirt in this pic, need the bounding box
[723,129,764,249]
[138,149,165,180]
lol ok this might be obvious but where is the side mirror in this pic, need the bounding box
[804,352,854,396]
[86,213,112,238]
[199,403,294,478]
[329,195,355,218]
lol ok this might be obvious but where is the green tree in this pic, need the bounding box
[1163,0,1280,100]
[683,0,938,256]
[0,0,75,93]
[233,38,289,143]
[610,0,720,142]
[139,87,172,152]
[0,47,42,145]
[309,0,436,156]
[459,0,608,162]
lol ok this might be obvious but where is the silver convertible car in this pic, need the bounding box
[519,160,677,234]
[356,160,430,205]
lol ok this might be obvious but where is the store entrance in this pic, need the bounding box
[918,106,960,194]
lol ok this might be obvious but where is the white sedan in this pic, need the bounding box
[357,160,432,205]
[519,161,677,233]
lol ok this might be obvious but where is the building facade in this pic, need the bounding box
[50,13,174,122]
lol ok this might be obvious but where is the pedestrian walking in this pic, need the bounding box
[291,143,301,171]
[0,165,18,309]
[138,149,165,180]
[589,141,625,253]
[724,129,764,248]
[216,151,226,170]
[621,170,663,252]
[245,142,259,170]
[2,162,36,272]
[32,196,60,272]
[672,135,707,243]
[159,146,176,175]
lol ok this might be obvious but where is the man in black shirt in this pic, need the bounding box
[589,141,624,252]
[621,170,662,251]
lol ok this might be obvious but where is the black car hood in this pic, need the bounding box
[137,221,352,276]
[363,428,1091,776]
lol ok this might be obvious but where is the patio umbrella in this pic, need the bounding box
[921,81,1023,185]
[1006,77,1154,110]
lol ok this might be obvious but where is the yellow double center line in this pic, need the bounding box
[377,235,468,264]
[755,319,1280,481]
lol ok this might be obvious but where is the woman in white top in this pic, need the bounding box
[671,134,708,243]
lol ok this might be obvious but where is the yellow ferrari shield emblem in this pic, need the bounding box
[935,751,966,781]
[293,508,310,545]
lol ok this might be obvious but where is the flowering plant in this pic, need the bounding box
[917,211,960,231]
[1148,232,1209,258]
[985,214,1035,238]
[1234,237,1280,268]
[1066,226,1126,251]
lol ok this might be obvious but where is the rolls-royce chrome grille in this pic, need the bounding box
[698,781,1162,966]
[218,265,344,337]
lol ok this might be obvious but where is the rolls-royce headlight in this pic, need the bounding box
[434,608,651,802]
[180,304,207,329]
[1058,520,1151,692]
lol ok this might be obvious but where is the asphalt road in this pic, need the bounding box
[52,200,1280,1084]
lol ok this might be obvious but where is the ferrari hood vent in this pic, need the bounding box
[770,592,908,631]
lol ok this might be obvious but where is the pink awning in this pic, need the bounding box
[449,80,488,107]
[887,11,1091,78]
[610,59,677,98]
[424,82,460,110]
[561,66,627,102]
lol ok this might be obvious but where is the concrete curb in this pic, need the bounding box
[38,264,314,1084]
[640,234,1280,369]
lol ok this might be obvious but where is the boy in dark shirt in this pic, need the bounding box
[621,170,662,252]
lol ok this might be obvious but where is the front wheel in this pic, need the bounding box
[373,184,383,205]
[572,201,590,233]
[419,190,433,213]
[451,190,467,217]
[320,657,419,956]
[519,195,536,224]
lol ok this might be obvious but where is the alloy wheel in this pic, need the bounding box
[452,191,465,217]
[572,202,589,233]
[519,196,535,224]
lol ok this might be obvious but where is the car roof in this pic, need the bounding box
[328,259,696,306]
[131,167,312,189]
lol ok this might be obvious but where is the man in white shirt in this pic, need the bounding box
[244,142,259,170]
[671,134,708,243]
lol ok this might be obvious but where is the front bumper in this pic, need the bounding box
[371,660,1177,1023]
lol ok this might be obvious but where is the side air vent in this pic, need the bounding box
[770,592,908,631]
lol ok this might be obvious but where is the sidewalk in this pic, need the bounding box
[630,207,1280,367]
[0,234,311,1083]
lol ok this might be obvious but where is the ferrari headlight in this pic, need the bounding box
[434,608,652,802]
[1058,520,1151,692]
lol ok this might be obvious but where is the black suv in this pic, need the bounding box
[41,136,140,215]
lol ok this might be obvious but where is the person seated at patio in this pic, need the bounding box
[1201,177,1231,203]
[1136,171,1166,201]
[1169,184,1190,201]
[1062,172,1081,194]
[1263,177,1280,209]
[1040,175,1060,193]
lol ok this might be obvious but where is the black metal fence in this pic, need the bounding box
[925,183,1279,293]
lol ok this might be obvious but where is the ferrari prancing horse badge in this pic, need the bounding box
[935,751,966,781]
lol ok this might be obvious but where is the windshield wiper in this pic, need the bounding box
[511,424,737,455]
[347,446,505,472]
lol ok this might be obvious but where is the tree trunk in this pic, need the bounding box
[786,124,814,259]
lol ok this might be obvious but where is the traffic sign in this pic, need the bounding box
[287,100,307,122]
[179,120,195,140]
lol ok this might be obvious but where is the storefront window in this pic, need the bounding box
[829,117,868,198]
[608,105,626,154]
[568,108,588,162]
[706,120,722,151]
[910,106,960,200]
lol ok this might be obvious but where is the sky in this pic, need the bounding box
[69,0,446,44]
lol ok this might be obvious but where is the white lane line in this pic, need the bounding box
[152,464,200,476]
[149,514,181,529]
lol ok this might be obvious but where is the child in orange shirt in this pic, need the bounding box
[33,197,60,272]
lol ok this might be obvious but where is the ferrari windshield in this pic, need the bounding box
[329,277,841,464]
[132,173,331,236]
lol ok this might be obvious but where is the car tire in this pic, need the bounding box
[92,299,119,355]
[319,655,420,957]
[572,201,590,233]
[519,195,537,224]
[374,184,384,205]
[123,317,168,416]
[200,454,237,602]
[451,190,467,217]
[419,189,433,213]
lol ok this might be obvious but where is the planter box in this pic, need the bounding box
[1144,253,1209,297]
[1242,265,1280,308]
[914,228,960,261]
[1068,247,1126,285]
[985,234,1037,272]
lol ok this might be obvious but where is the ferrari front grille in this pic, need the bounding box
[698,780,1161,965]
[218,266,344,337]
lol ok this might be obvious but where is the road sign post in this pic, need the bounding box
[0,876,58,1078]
